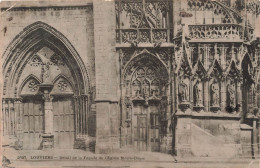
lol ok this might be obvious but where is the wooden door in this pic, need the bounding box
[23,98,44,150]
[53,97,75,149]
[150,113,160,152]
[134,115,147,151]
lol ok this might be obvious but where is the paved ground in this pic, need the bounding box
[2,147,260,168]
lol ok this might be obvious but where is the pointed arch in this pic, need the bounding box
[19,74,41,96]
[175,44,193,76]
[193,60,206,79]
[207,59,223,79]
[225,60,241,79]
[50,74,75,95]
[2,21,90,97]
[123,49,169,81]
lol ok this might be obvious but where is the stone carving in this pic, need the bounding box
[227,83,235,108]
[187,0,238,23]
[57,80,68,91]
[132,79,142,98]
[115,0,172,44]
[28,80,38,92]
[115,1,171,29]
[179,79,189,102]
[194,81,203,106]
[41,63,50,80]
[189,24,243,40]
[50,54,64,66]
[211,82,220,106]
[29,55,42,67]
[142,79,150,98]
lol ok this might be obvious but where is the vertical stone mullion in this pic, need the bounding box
[204,79,209,112]
[221,78,227,112]
[237,81,242,114]
[190,77,193,110]
[175,75,179,111]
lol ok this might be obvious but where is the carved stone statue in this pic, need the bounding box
[227,83,235,107]
[179,79,188,102]
[194,81,203,106]
[211,82,219,106]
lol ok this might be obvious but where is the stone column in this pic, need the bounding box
[203,78,209,112]
[258,119,260,156]
[252,117,258,159]
[221,78,227,112]
[14,99,23,150]
[43,90,53,135]
[236,80,243,115]
[94,0,119,154]
[41,89,54,149]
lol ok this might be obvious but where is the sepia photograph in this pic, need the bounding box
[0,0,260,167]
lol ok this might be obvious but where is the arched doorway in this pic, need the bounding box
[121,53,169,152]
[2,22,90,150]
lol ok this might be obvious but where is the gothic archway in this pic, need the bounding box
[121,53,170,152]
[2,22,90,150]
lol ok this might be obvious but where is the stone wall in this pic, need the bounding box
[0,1,95,89]
[175,115,255,158]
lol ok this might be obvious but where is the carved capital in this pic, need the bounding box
[42,94,53,102]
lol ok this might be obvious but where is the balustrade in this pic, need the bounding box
[116,28,172,44]
[188,24,254,41]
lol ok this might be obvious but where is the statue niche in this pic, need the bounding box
[210,80,220,112]
[178,78,190,112]
[193,80,204,112]
[178,79,189,103]
[226,82,236,112]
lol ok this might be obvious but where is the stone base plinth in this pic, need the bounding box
[42,134,54,149]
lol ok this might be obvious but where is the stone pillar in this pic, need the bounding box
[237,80,243,114]
[14,99,23,150]
[258,119,260,156]
[94,0,119,154]
[203,78,209,112]
[42,89,54,149]
[221,78,227,112]
[43,90,53,134]
[252,118,258,159]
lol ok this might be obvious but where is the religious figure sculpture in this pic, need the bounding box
[194,81,203,106]
[211,82,219,106]
[227,83,235,107]
[179,79,188,102]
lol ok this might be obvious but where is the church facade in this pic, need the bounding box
[1,0,260,158]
